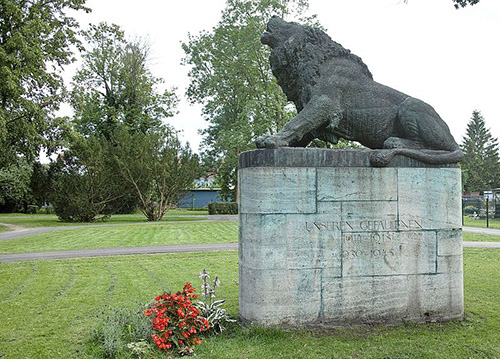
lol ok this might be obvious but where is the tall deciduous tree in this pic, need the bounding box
[69,22,180,214]
[182,0,315,200]
[0,0,89,165]
[71,22,178,139]
[461,110,500,192]
[112,127,200,221]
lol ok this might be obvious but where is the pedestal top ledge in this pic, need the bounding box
[239,148,458,169]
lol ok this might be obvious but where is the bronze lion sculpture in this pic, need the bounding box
[256,16,464,166]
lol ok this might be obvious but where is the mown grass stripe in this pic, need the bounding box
[0,221,238,254]
[0,262,37,303]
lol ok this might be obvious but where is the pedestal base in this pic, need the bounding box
[238,148,463,328]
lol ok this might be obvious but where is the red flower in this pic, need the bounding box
[144,282,208,352]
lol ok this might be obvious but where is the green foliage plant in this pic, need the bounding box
[90,307,153,358]
[0,157,33,207]
[182,0,316,201]
[207,202,238,215]
[50,134,121,222]
[195,269,236,334]
[112,127,201,221]
[0,0,89,165]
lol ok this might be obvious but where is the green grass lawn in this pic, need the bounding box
[0,221,238,254]
[0,249,499,358]
[0,209,209,229]
[463,216,500,229]
[0,227,495,256]
[463,232,500,242]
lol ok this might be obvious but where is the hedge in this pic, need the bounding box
[208,202,238,215]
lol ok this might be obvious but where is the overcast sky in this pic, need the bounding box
[64,0,500,152]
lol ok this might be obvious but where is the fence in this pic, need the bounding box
[462,195,500,228]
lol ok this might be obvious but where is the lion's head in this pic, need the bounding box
[262,16,372,109]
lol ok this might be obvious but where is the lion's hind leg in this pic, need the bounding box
[383,137,425,150]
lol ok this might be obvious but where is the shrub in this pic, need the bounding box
[208,202,238,215]
[25,205,38,214]
[50,135,119,222]
[89,307,153,358]
[464,205,479,215]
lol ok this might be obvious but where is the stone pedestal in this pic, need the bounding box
[238,148,463,328]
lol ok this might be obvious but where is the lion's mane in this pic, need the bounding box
[269,25,372,111]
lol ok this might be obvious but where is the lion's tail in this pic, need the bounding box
[370,148,464,167]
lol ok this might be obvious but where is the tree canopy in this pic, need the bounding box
[0,0,89,164]
[182,0,316,200]
[71,22,178,139]
[461,110,500,193]
[112,127,200,221]
[452,0,480,9]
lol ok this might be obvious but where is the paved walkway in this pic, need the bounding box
[463,226,500,236]
[0,243,238,263]
[0,222,498,263]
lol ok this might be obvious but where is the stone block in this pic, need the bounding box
[239,213,342,274]
[398,168,462,230]
[341,231,437,277]
[437,229,463,256]
[239,167,316,214]
[239,265,322,326]
[317,168,398,202]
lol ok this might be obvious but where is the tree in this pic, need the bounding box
[182,0,316,200]
[112,127,200,221]
[71,22,178,139]
[0,0,89,165]
[50,134,121,222]
[453,0,480,8]
[70,22,180,213]
[461,110,500,192]
[0,157,32,211]
[404,0,480,8]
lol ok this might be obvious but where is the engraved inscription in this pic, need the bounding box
[305,219,422,232]
[305,221,354,232]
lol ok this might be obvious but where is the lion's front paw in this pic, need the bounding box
[255,135,289,149]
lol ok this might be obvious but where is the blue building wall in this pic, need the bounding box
[177,189,222,208]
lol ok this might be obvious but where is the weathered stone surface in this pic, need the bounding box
[341,231,437,277]
[238,149,463,328]
[340,201,398,231]
[239,148,458,169]
[317,168,398,201]
[398,168,462,230]
[239,167,316,214]
[239,213,341,274]
[320,273,463,325]
[239,266,322,325]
